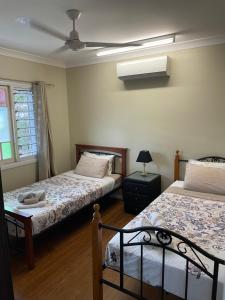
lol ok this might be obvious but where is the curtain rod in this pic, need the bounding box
[0,77,54,87]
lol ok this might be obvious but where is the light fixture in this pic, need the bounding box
[142,36,174,47]
[96,34,175,57]
[136,150,152,176]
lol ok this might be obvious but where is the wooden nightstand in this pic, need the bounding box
[123,171,161,214]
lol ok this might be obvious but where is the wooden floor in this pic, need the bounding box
[11,199,179,300]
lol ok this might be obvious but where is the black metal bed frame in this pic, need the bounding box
[98,155,225,300]
[91,153,225,300]
[101,224,225,300]
[179,156,225,164]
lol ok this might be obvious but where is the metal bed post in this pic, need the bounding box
[212,262,219,300]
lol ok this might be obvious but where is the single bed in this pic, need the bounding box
[5,171,121,237]
[3,144,127,269]
[92,151,225,300]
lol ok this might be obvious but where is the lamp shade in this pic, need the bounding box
[136,150,152,163]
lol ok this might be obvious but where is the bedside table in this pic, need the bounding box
[123,171,161,214]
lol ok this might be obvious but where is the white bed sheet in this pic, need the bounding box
[106,180,225,300]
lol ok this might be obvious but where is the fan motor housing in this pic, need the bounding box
[66,39,85,50]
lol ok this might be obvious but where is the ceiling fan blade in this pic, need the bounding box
[29,20,68,41]
[50,45,70,56]
[84,41,141,48]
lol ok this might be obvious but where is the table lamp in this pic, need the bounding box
[136,150,152,176]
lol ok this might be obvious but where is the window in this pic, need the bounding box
[0,82,37,165]
[13,89,37,158]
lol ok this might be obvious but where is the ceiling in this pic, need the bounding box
[0,0,225,67]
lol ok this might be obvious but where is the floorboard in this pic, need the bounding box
[11,199,179,300]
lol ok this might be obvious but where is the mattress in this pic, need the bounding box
[106,181,225,300]
[4,171,121,237]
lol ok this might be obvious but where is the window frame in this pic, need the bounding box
[0,85,15,165]
[0,80,37,166]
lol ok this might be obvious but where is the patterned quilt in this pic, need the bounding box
[105,182,225,300]
[4,171,109,236]
[130,188,225,260]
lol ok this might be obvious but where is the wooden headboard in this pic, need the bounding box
[174,150,225,181]
[76,144,127,178]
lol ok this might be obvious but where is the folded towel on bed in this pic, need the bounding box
[17,190,45,203]
[23,197,39,204]
[16,201,47,209]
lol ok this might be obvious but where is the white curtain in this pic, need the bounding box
[33,82,56,180]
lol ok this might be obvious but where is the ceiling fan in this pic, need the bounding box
[25,9,141,53]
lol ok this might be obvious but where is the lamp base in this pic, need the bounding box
[140,171,148,177]
[140,163,148,176]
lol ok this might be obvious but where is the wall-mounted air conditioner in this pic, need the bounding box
[117,56,170,80]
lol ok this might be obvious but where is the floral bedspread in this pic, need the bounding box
[132,189,225,259]
[4,171,104,236]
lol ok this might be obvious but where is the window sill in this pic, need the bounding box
[1,158,37,171]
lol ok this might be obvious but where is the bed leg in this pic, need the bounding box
[24,217,34,270]
[92,204,103,300]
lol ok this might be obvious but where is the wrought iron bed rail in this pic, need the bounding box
[92,204,225,300]
[174,150,225,181]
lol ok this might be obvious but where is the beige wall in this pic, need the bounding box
[2,44,225,192]
[0,55,71,192]
[66,44,225,189]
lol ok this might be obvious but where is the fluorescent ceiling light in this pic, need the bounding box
[142,37,174,47]
[96,35,175,57]
[97,46,134,56]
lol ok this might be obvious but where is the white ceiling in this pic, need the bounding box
[0,0,225,67]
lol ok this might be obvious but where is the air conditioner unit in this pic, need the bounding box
[117,56,170,80]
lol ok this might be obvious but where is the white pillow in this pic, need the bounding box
[184,162,225,195]
[189,159,225,169]
[83,152,115,175]
[74,155,108,178]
